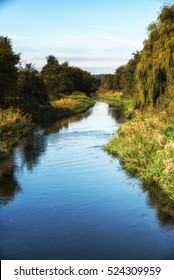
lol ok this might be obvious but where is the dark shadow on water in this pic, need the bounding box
[0,110,92,207]
[17,127,47,172]
[114,158,174,228]
[108,105,125,123]
[45,110,92,135]
[143,185,174,229]
[0,156,21,207]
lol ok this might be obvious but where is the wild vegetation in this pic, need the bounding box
[0,108,32,159]
[0,36,97,159]
[51,93,95,118]
[102,4,174,209]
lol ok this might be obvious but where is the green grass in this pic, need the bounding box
[0,108,33,159]
[104,111,174,209]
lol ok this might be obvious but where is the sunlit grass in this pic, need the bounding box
[0,108,32,159]
[52,98,77,109]
[104,111,174,208]
[51,94,95,118]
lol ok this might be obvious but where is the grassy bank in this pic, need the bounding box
[104,97,174,209]
[0,108,33,160]
[0,94,95,160]
[51,93,95,119]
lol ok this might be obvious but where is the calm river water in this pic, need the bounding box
[0,101,174,260]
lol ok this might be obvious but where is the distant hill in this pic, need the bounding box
[93,74,106,80]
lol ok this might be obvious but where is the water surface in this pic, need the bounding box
[0,102,174,260]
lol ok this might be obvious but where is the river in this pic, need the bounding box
[0,101,174,260]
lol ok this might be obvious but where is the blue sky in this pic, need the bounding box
[0,0,165,74]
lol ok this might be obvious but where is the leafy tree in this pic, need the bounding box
[0,36,20,104]
[99,51,141,96]
[42,55,62,99]
[135,4,174,109]
[17,63,48,108]
[42,55,98,98]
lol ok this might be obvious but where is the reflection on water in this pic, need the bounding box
[0,111,92,207]
[16,127,47,171]
[108,105,124,123]
[0,156,21,206]
[145,186,174,229]
[0,102,174,260]
[46,110,92,135]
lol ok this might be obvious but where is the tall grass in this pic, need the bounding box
[104,111,174,209]
[51,94,95,118]
[0,108,32,159]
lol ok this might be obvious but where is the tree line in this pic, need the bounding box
[100,4,174,112]
[0,36,99,112]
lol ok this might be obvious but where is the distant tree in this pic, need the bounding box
[0,36,20,104]
[114,65,126,90]
[100,74,115,90]
[42,55,98,98]
[17,63,48,108]
[41,55,62,99]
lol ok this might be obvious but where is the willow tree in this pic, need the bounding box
[135,4,174,110]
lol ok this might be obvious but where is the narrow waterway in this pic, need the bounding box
[0,101,174,260]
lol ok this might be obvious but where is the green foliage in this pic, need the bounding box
[42,55,98,99]
[17,63,48,105]
[135,4,174,109]
[100,74,116,90]
[100,52,141,97]
[0,36,20,104]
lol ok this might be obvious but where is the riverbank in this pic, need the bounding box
[96,90,134,119]
[101,91,174,209]
[0,94,95,160]
[0,108,33,160]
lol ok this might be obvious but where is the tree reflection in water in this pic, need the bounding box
[108,105,124,123]
[17,127,47,171]
[144,186,174,229]
[0,156,21,206]
[0,111,92,207]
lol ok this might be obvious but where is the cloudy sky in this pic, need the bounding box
[0,0,165,74]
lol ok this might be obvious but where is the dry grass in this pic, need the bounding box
[53,98,77,109]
